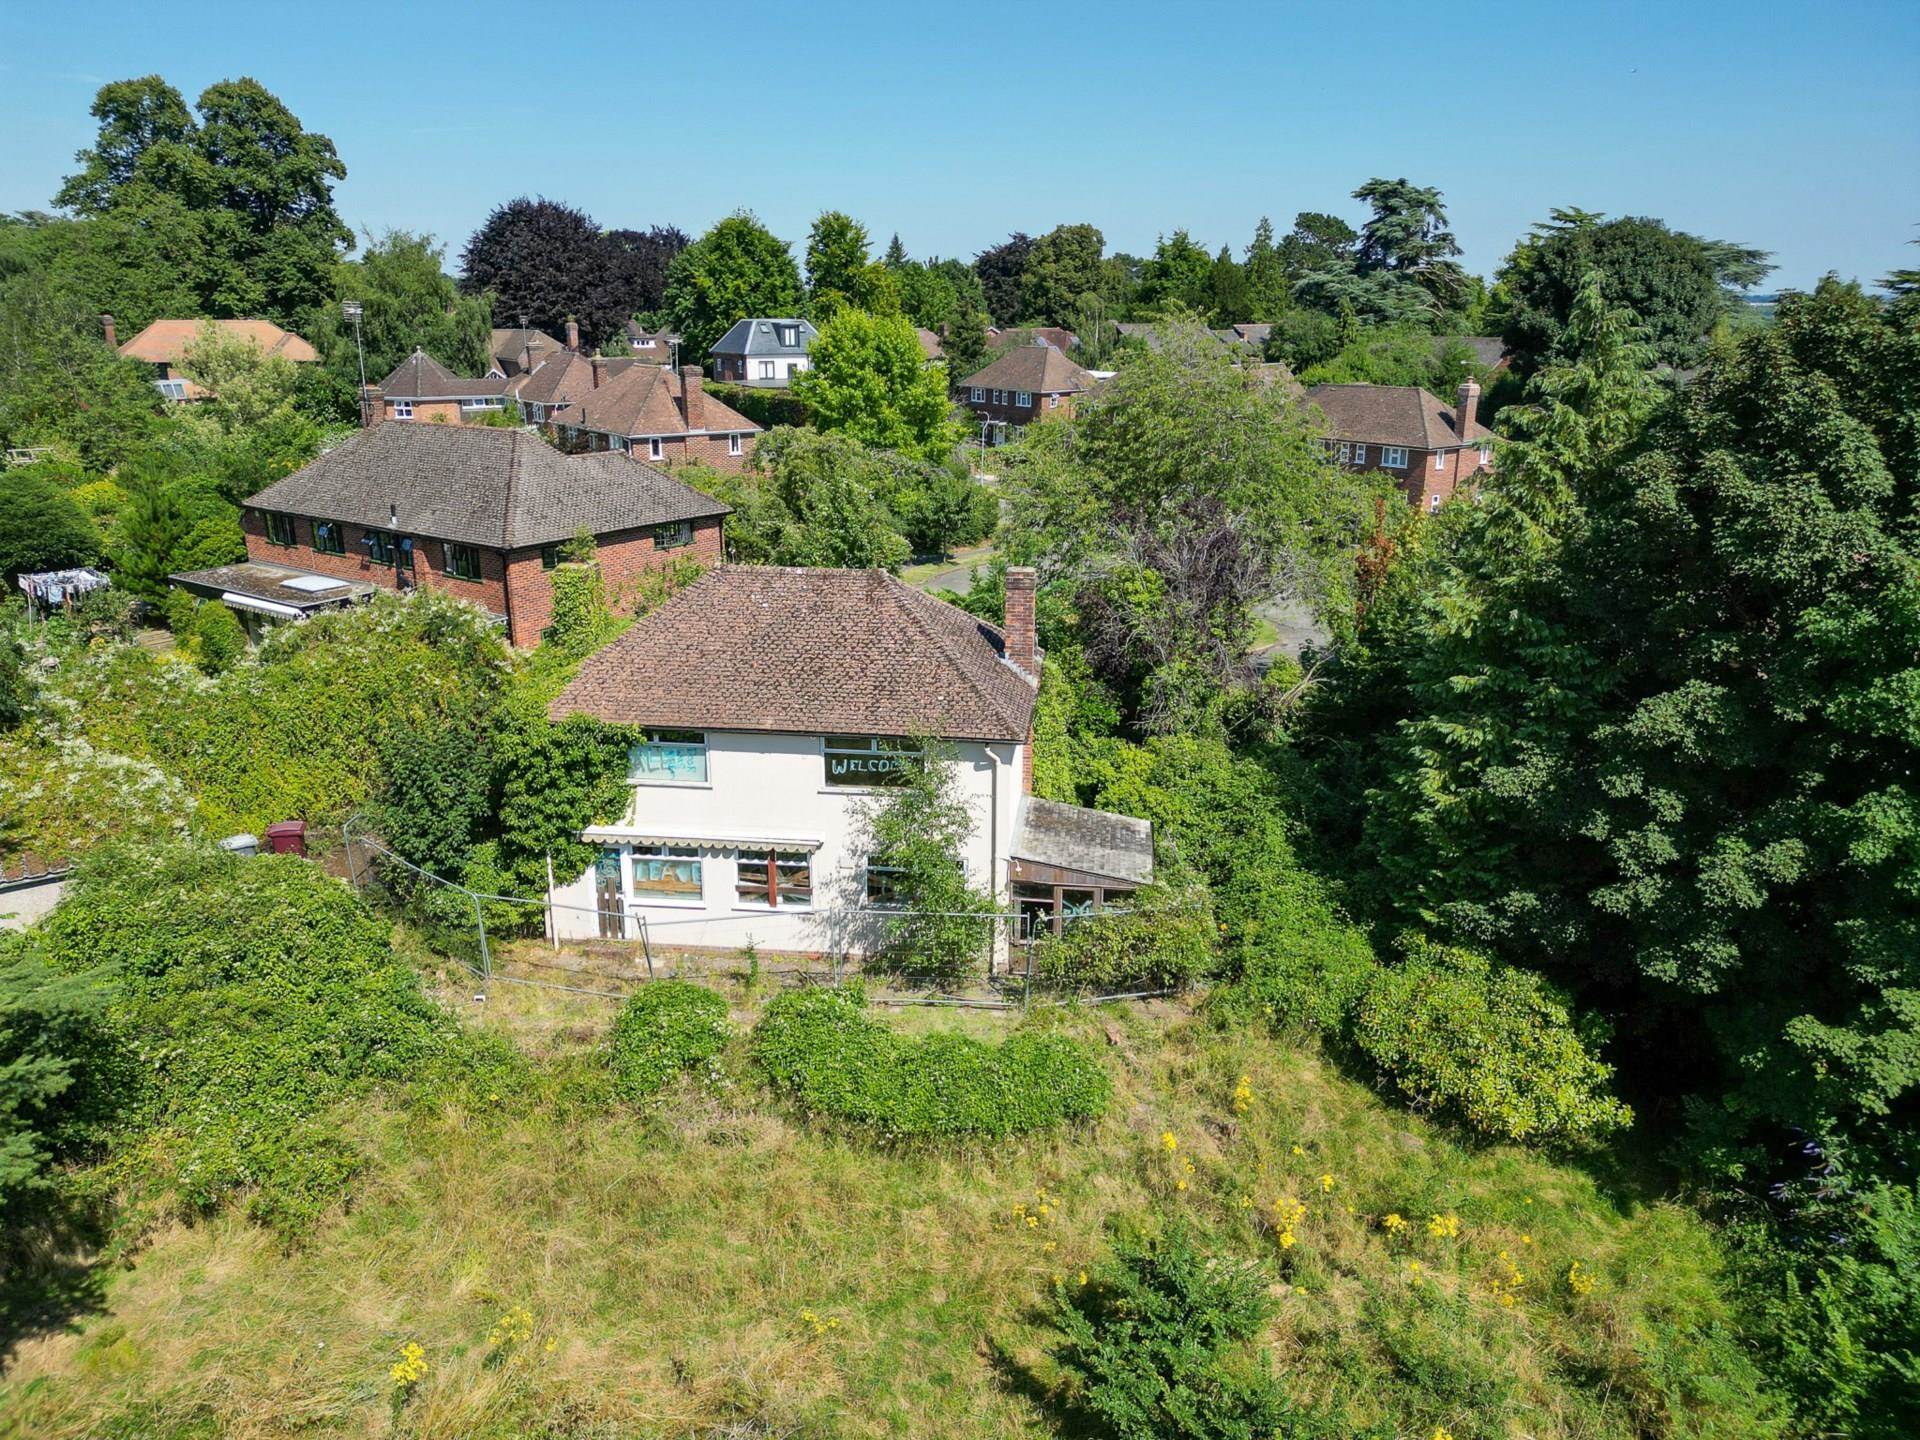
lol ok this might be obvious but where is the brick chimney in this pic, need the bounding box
[680,364,704,431]
[1004,566,1038,682]
[590,355,606,390]
[565,316,580,352]
[1455,379,1481,442]
[360,384,384,428]
[101,313,117,349]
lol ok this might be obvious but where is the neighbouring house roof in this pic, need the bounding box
[959,342,1095,395]
[1011,796,1155,887]
[506,350,598,408]
[1228,323,1274,349]
[380,348,510,400]
[550,565,1040,742]
[170,560,379,615]
[490,327,564,371]
[915,327,944,362]
[567,364,759,439]
[117,318,319,365]
[623,320,680,351]
[709,317,818,358]
[1304,384,1496,450]
[244,423,729,551]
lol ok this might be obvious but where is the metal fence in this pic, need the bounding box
[339,818,1168,1010]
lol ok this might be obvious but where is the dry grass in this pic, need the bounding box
[0,976,1763,1439]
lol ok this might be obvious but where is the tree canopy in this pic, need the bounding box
[789,308,962,462]
[660,212,804,365]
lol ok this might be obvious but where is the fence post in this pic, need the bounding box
[544,850,558,951]
[1023,925,1035,1013]
[472,890,491,985]
[343,818,360,890]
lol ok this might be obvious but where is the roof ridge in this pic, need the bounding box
[885,573,1030,735]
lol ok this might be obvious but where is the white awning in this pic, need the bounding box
[582,825,823,852]
[220,591,306,619]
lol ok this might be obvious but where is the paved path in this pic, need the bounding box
[908,545,996,594]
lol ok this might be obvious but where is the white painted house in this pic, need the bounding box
[543,565,1151,960]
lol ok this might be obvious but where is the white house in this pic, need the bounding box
[542,565,1151,962]
[708,317,817,388]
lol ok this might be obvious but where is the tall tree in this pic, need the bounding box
[660,212,803,363]
[1244,217,1290,321]
[1138,230,1213,313]
[305,230,491,394]
[1207,244,1250,324]
[804,210,874,319]
[1020,223,1106,327]
[603,224,689,318]
[459,197,623,344]
[53,76,196,215]
[789,309,962,462]
[973,232,1034,327]
[1276,211,1357,281]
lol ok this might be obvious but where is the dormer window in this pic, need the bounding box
[776,324,799,347]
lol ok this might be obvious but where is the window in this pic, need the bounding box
[444,542,482,581]
[823,734,922,787]
[776,324,799,347]
[154,378,188,401]
[628,728,708,784]
[992,389,1006,404]
[654,520,693,550]
[728,432,743,456]
[540,544,560,570]
[736,848,813,908]
[1381,446,1408,469]
[366,530,402,566]
[863,857,907,907]
[1479,444,1492,466]
[393,398,414,420]
[1433,450,1446,470]
[1016,391,1032,407]
[1352,444,1367,464]
[970,387,984,403]
[1428,492,1443,514]
[629,844,702,899]
[758,360,776,380]
[263,511,295,546]
[1048,394,1061,409]
[313,520,346,555]
[1335,442,1351,463]
[610,434,628,452]
[648,437,664,460]
[459,397,501,412]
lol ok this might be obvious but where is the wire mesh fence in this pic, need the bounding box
[339,818,1171,1010]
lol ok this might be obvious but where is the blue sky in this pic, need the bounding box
[2,0,1916,291]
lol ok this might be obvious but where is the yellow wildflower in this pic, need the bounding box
[389,1341,427,1389]
[1428,1212,1460,1240]
[1566,1260,1597,1296]
[1320,1173,1335,1193]
[1160,1131,1178,1153]
[1382,1212,1408,1232]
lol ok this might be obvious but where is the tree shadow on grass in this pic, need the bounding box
[982,1310,1105,1440]
[0,1199,110,1371]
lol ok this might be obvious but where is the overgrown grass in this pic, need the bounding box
[0,970,1779,1439]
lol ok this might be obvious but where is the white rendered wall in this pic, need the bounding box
[547,729,1023,955]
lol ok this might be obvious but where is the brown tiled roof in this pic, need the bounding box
[959,343,1094,395]
[505,351,643,408]
[915,327,944,362]
[1304,384,1495,449]
[118,318,318,365]
[568,365,759,439]
[245,423,728,551]
[550,566,1039,742]
[490,327,563,370]
[381,348,509,399]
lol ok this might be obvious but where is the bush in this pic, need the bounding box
[1048,1223,1331,1440]
[27,844,506,1236]
[751,986,1108,1140]
[1029,881,1216,993]
[608,981,731,1100]
[191,600,245,674]
[1350,940,1632,1144]
[161,587,199,637]
[0,946,119,1221]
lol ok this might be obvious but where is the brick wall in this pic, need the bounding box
[501,514,725,646]
[244,509,726,648]
[957,390,1077,435]
[562,428,756,474]
[1339,445,1493,512]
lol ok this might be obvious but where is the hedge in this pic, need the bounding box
[608,981,732,1099]
[751,986,1109,1140]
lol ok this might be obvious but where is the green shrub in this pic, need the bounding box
[608,981,731,1100]
[751,986,1108,1140]
[1029,881,1216,992]
[1350,939,1632,1144]
[161,587,199,637]
[0,945,119,1220]
[191,601,245,674]
[27,844,505,1236]
[1049,1222,1350,1440]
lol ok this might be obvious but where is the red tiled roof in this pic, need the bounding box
[1304,384,1495,449]
[118,318,318,365]
[568,365,759,439]
[550,566,1039,742]
[959,343,1094,395]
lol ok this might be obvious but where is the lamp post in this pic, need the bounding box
[342,300,367,421]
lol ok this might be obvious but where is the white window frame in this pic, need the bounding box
[610,434,628,452]
[1479,444,1492,466]
[862,855,908,909]
[823,734,923,789]
[1352,444,1367,464]
[1016,391,1032,407]
[1335,441,1351,463]
[1428,492,1443,513]
[970,387,984,403]
[1381,446,1408,469]
[649,437,664,460]
[393,398,414,420]
[628,728,708,785]
[1048,394,1061,409]
[459,397,501,412]
[628,843,704,906]
[734,848,814,911]
[758,360,776,380]
[728,432,743,456]
[1433,450,1446,470]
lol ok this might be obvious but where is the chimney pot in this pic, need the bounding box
[680,364,704,433]
[565,316,580,352]
[360,384,385,428]
[101,313,117,349]
[1455,379,1482,442]
[1003,566,1039,681]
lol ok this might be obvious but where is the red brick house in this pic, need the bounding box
[507,349,641,425]
[956,339,1096,444]
[374,348,511,424]
[556,364,761,471]
[1306,380,1496,512]
[229,422,728,646]
[489,326,564,377]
